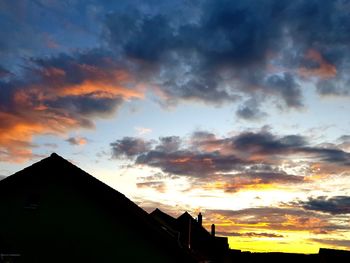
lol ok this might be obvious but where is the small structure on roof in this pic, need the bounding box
[151,208,230,262]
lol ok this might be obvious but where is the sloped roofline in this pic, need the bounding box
[0,153,196,262]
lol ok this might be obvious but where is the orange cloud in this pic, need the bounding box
[57,66,139,96]
[299,49,337,79]
[304,162,350,182]
[0,62,144,162]
[170,157,192,164]
[203,178,283,193]
[42,67,66,78]
[282,215,325,230]
[206,208,333,235]
[0,112,45,162]
[66,136,88,146]
[59,79,143,100]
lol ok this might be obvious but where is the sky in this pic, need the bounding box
[1,0,350,253]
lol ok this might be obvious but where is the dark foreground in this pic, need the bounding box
[0,154,349,262]
[227,248,350,263]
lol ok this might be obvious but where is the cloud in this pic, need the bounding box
[215,171,304,193]
[299,49,337,80]
[0,66,11,79]
[232,132,350,166]
[217,231,284,238]
[111,137,153,158]
[110,130,350,192]
[338,135,350,143]
[0,0,103,73]
[102,0,350,111]
[136,150,246,177]
[3,0,350,161]
[136,181,166,193]
[233,132,306,154]
[156,136,182,152]
[66,136,88,146]
[265,73,303,108]
[134,127,152,136]
[207,207,337,233]
[337,136,350,152]
[295,196,350,215]
[236,98,267,120]
[0,50,142,162]
[111,130,350,192]
[311,238,350,249]
[316,79,350,96]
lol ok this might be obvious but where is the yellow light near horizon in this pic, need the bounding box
[228,236,319,254]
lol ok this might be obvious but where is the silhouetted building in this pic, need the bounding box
[0,153,195,263]
[1,153,349,263]
[319,248,350,262]
[151,209,230,262]
[225,249,350,263]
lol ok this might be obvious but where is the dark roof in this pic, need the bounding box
[177,211,193,220]
[177,211,211,237]
[151,208,180,240]
[151,208,177,228]
[0,153,195,262]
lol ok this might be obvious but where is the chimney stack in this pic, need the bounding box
[211,224,215,236]
[197,212,202,225]
[188,218,192,249]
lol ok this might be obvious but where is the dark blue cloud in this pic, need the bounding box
[316,79,350,96]
[101,0,350,113]
[236,98,266,120]
[110,130,349,183]
[265,73,302,108]
[3,0,350,160]
[233,132,350,166]
[135,150,246,177]
[0,0,103,73]
[2,0,350,117]
[233,132,307,154]
[0,66,11,79]
[296,196,350,214]
[111,137,153,158]
[338,135,350,143]
[65,136,88,146]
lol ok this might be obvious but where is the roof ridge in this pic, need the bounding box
[0,153,127,200]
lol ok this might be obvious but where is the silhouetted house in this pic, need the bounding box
[0,153,195,263]
[319,248,350,263]
[151,209,230,262]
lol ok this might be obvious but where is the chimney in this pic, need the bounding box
[197,212,202,225]
[211,224,215,236]
[188,218,192,249]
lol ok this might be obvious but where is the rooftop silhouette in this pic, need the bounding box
[151,208,230,262]
[0,153,195,262]
[0,153,349,263]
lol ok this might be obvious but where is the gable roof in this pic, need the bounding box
[0,153,195,262]
[151,208,177,228]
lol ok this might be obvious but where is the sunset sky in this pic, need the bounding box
[1,0,350,253]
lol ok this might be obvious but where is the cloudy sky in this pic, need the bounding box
[1,0,350,253]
